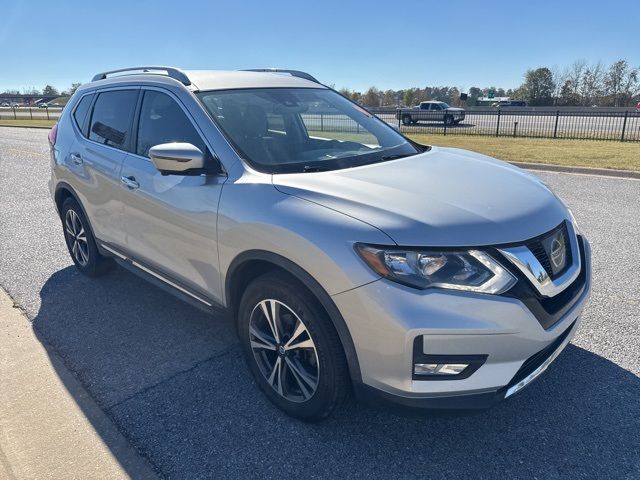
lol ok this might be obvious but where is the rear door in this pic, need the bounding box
[68,88,139,246]
[119,88,226,302]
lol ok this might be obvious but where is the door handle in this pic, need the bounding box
[120,176,140,190]
[70,153,83,165]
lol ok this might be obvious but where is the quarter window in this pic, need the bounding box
[88,90,138,150]
[73,93,94,133]
[136,90,208,158]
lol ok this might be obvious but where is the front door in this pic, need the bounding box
[118,89,226,302]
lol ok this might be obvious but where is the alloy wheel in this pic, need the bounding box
[64,209,89,266]
[249,299,320,403]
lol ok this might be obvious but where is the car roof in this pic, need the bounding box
[185,70,324,91]
[83,69,325,93]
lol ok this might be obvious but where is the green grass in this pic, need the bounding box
[0,119,56,128]
[308,130,640,171]
[406,134,640,171]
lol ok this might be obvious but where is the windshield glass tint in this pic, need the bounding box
[197,88,419,173]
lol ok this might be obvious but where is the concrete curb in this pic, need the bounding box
[510,161,640,179]
[0,288,158,479]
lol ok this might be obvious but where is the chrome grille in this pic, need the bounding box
[525,223,572,279]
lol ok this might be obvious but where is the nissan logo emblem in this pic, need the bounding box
[550,237,566,269]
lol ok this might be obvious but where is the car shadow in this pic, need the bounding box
[33,266,640,479]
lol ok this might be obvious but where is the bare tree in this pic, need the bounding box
[579,62,604,106]
[604,60,638,106]
[551,65,568,105]
[566,60,587,103]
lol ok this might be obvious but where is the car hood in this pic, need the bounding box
[272,147,568,246]
[446,107,465,112]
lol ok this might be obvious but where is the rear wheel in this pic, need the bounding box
[238,271,350,421]
[61,197,113,277]
[402,114,412,125]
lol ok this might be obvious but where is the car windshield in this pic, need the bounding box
[197,88,421,173]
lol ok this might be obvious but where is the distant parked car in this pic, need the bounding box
[1,102,9,107]
[492,100,527,108]
[396,101,465,126]
[10,102,20,108]
[39,103,49,108]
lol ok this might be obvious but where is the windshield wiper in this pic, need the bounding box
[381,153,412,161]
[302,165,330,173]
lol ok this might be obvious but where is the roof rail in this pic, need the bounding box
[241,68,320,84]
[91,66,191,86]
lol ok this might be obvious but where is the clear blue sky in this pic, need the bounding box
[1,0,638,93]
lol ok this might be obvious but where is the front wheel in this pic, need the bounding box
[444,115,454,126]
[238,271,350,421]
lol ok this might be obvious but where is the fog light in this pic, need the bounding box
[414,363,469,376]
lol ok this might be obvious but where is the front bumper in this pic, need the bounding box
[332,237,591,409]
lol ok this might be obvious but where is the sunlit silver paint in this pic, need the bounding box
[50,69,592,406]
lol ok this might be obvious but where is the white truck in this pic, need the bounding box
[396,101,465,126]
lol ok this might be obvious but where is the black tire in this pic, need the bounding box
[444,115,454,126]
[60,197,114,277]
[237,271,350,421]
[402,114,412,125]
[454,119,462,124]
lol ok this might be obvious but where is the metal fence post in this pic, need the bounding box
[29,108,33,120]
[320,113,323,132]
[513,121,518,137]
[620,110,628,142]
[495,109,501,137]
[397,111,401,132]
[553,110,559,138]
[443,119,447,136]
[46,107,50,121]
[13,107,16,120]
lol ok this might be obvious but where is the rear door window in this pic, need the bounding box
[88,90,138,150]
[135,90,208,158]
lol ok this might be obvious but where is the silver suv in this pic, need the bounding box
[49,67,591,420]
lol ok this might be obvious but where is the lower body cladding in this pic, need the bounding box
[332,239,591,409]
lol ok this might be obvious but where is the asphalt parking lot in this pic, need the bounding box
[1,126,639,479]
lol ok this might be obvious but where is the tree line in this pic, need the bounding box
[4,59,639,108]
[2,83,82,97]
[338,59,640,108]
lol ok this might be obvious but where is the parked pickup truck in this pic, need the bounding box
[396,101,465,126]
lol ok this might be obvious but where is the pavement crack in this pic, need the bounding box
[105,347,238,411]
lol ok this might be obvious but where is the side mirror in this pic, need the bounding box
[149,143,204,175]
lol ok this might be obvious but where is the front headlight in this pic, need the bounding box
[355,244,516,294]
